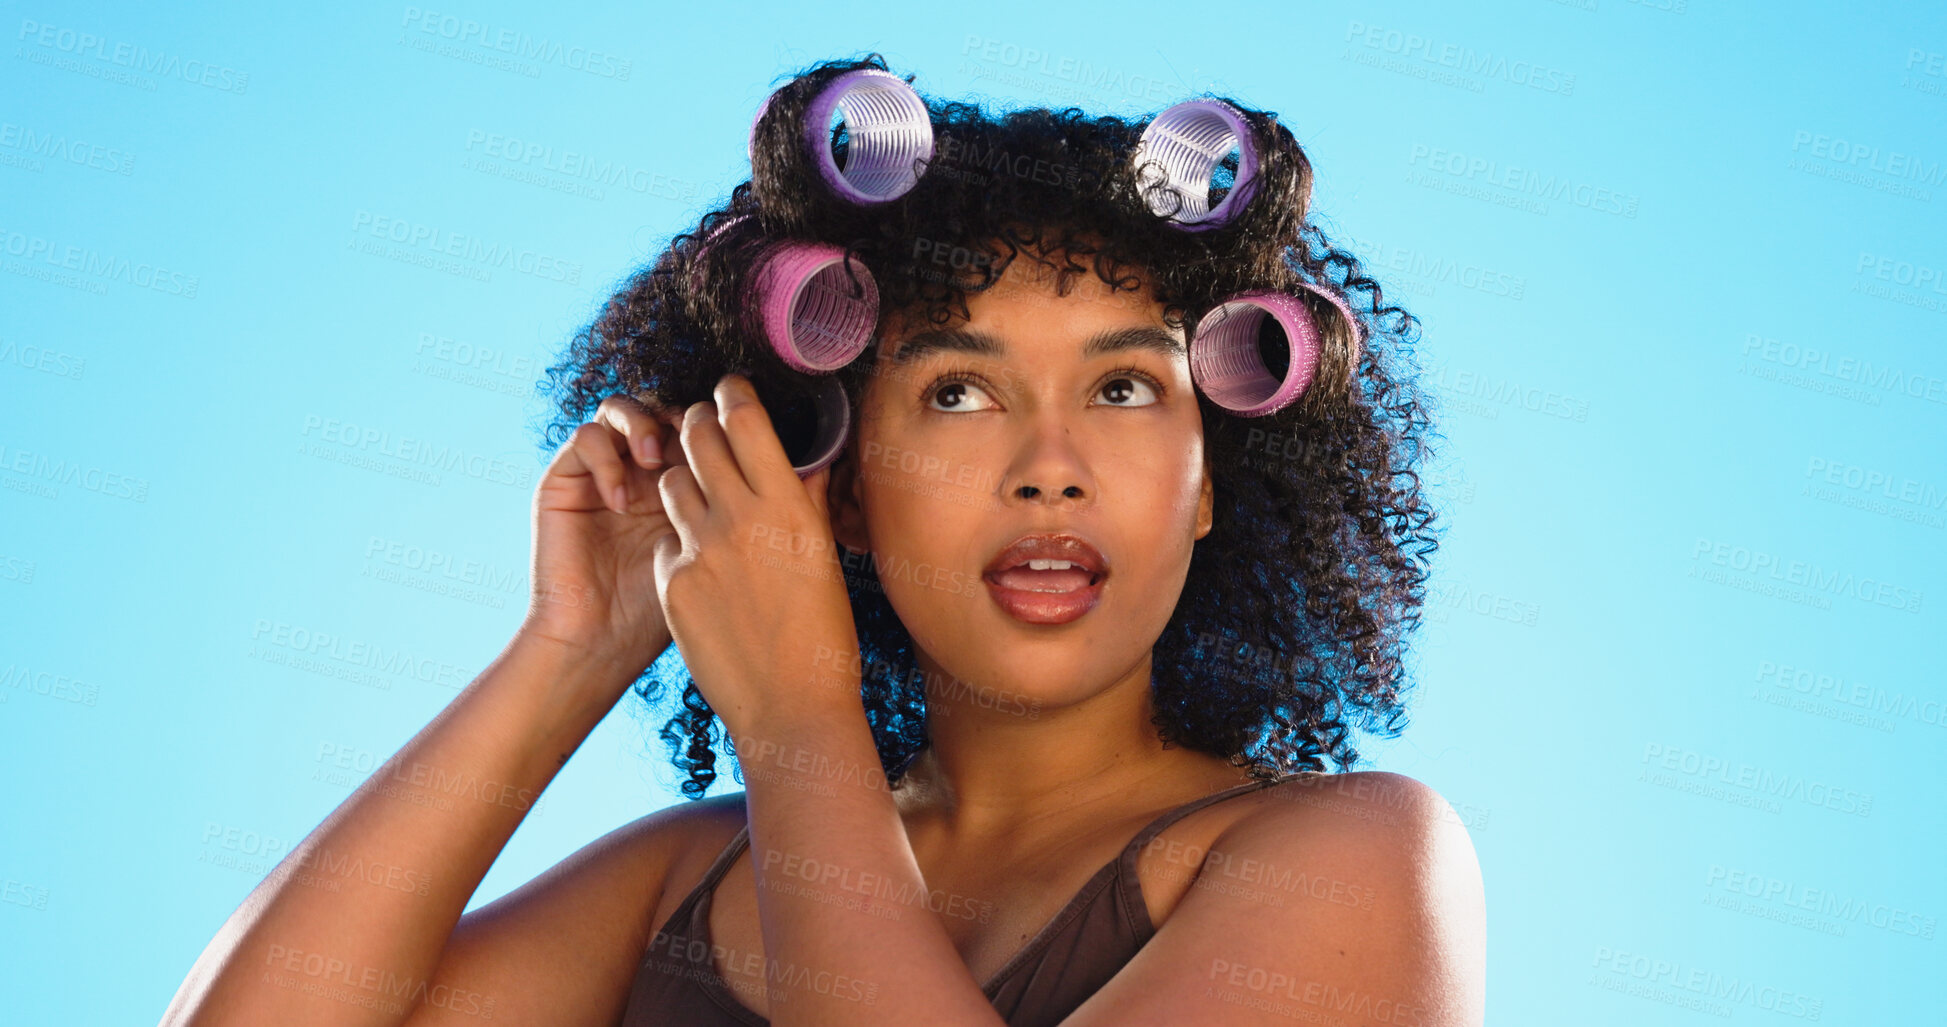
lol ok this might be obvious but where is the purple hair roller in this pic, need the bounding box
[761,68,933,205]
[1132,99,1259,230]
[751,241,880,373]
[1190,284,1359,416]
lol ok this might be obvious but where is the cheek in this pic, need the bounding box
[1112,428,1206,526]
[860,507,989,655]
[855,450,990,607]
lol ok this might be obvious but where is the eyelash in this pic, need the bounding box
[923,365,1168,410]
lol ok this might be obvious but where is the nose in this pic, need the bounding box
[999,423,1094,511]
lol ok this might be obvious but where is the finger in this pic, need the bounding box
[657,462,708,544]
[566,421,634,513]
[596,395,667,469]
[712,373,798,500]
[677,397,750,509]
[642,399,691,477]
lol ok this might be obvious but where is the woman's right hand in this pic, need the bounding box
[521,392,690,682]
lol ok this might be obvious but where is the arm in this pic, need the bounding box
[644,374,1010,1025]
[165,390,699,1026]
[728,706,1009,1027]
[160,634,656,1027]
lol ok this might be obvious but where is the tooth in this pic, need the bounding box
[1025,559,1075,570]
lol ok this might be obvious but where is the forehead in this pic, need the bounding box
[878,249,1177,366]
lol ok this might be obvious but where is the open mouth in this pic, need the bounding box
[984,560,1104,593]
[980,533,1109,625]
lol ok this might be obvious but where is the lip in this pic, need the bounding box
[981,532,1109,626]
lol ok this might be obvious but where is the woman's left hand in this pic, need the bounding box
[652,372,863,738]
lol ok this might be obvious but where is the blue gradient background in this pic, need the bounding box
[4,1,1943,1022]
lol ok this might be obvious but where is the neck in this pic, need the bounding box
[891,650,1244,839]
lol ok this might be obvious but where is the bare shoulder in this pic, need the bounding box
[1223,770,1484,896]
[1216,771,1484,1017]
[402,791,748,1027]
[1242,770,1473,833]
[1063,771,1485,1025]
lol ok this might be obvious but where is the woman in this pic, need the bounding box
[164,54,1483,1027]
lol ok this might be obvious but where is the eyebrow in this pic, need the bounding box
[888,325,1185,366]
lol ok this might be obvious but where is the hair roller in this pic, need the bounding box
[748,240,879,374]
[737,369,852,479]
[751,68,935,206]
[685,222,866,474]
[1189,282,1360,416]
[1131,98,1260,230]
[787,374,852,477]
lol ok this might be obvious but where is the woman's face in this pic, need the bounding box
[830,248,1214,710]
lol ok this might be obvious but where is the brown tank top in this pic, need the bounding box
[618,774,1295,1027]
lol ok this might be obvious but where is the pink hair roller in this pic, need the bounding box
[683,222,867,474]
[749,240,879,374]
[1190,285,1363,416]
[1132,98,1259,230]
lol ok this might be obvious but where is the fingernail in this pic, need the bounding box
[640,435,662,465]
[611,483,629,511]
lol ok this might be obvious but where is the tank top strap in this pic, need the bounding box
[1121,774,1296,861]
[701,823,752,888]
[658,821,752,929]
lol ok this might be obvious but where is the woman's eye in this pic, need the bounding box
[926,378,998,413]
[1096,375,1161,408]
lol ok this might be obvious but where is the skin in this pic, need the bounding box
[158,240,1484,1027]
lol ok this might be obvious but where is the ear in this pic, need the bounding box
[828,446,872,556]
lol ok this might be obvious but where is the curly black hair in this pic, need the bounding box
[533,52,1444,800]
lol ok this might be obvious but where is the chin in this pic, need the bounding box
[920,645,1127,716]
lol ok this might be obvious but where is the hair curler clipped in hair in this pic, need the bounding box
[1189,283,1364,416]
[1131,98,1260,230]
[678,216,873,478]
[732,368,852,479]
[749,240,879,374]
[687,214,879,373]
[735,241,875,476]
[753,67,936,206]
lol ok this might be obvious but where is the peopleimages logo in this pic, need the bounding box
[462,130,699,201]
[1689,536,1924,613]
[399,7,631,80]
[348,209,582,285]
[1640,742,1874,817]
[1790,130,1946,186]
[299,413,533,489]
[0,225,199,297]
[15,19,249,93]
[0,122,136,175]
[1345,21,1576,95]
[1705,864,1937,939]
[1407,144,1639,217]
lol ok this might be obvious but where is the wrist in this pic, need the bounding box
[518,603,667,658]
[505,627,648,701]
[728,700,890,795]
[722,683,867,754]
